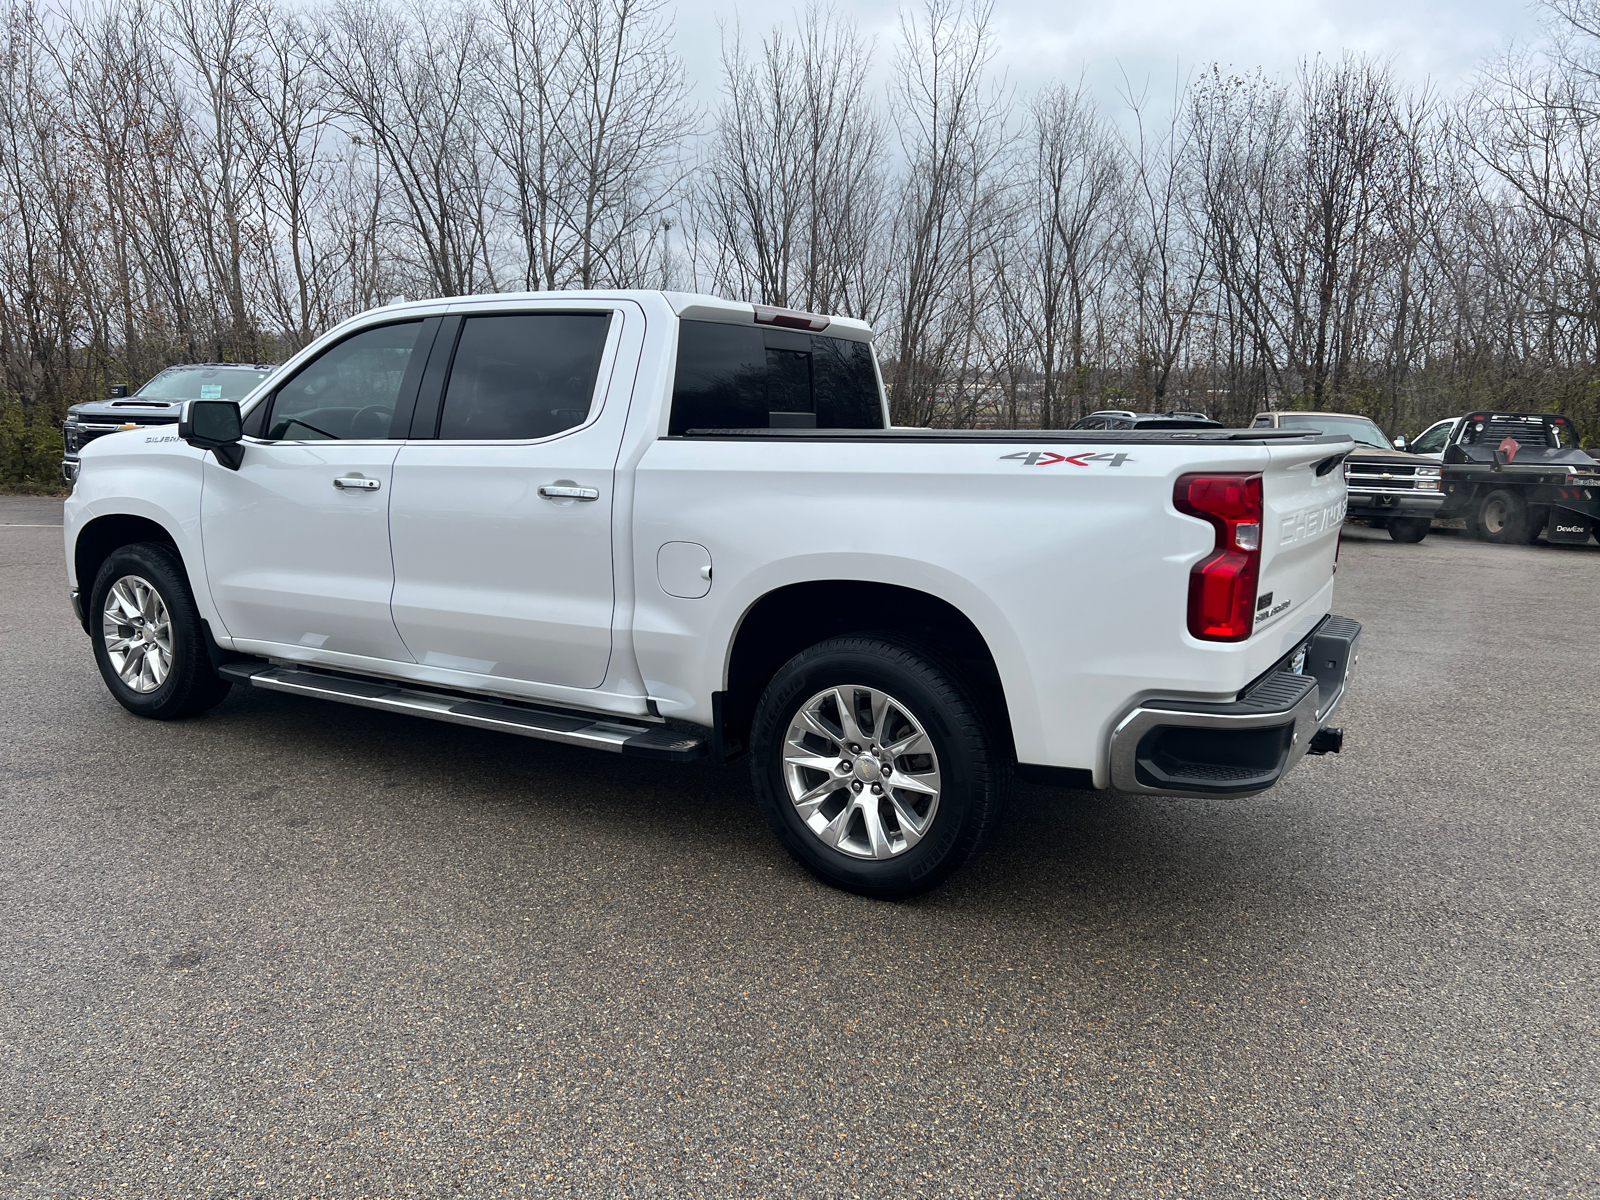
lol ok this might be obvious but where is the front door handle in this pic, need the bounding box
[539,485,599,501]
[334,476,381,491]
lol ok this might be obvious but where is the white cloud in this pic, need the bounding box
[669,0,1546,110]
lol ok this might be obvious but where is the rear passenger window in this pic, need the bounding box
[669,320,884,435]
[265,321,423,441]
[438,313,611,441]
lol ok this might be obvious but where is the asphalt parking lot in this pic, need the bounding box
[2,497,1596,1198]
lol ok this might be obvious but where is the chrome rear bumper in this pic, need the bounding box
[1108,615,1361,798]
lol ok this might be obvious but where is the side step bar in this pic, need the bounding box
[218,662,707,763]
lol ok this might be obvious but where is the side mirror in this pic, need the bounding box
[179,400,245,470]
[1393,435,1408,451]
[110,384,130,398]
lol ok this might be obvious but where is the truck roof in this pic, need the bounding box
[360,290,877,344]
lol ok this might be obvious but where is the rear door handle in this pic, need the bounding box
[539,485,599,501]
[333,476,381,491]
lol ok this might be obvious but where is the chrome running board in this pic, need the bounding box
[218,662,706,763]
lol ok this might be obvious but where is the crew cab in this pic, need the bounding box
[63,291,1360,898]
[1409,412,1599,544]
[1251,410,1444,542]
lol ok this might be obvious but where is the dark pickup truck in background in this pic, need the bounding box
[1410,411,1599,545]
[62,363,276,483]
[1252,410,1444,543]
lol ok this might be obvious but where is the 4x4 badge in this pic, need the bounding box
[1001,451,1132,467]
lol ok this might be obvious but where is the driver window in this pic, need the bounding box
[1410,423,1450,454]
[264,321,424,441]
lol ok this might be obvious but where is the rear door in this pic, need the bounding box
[386,300,638,689]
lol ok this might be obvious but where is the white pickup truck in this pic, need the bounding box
[64,291,1359,898]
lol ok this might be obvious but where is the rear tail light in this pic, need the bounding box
[1175,473,1263,641]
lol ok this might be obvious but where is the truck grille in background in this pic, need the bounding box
[1346,464,1425,492]
[64,424,124,456]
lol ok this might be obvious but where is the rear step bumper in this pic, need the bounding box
[218,662,707,763]
[1107,614,1361,798]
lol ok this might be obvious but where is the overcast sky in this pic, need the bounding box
[669,0,1548,111]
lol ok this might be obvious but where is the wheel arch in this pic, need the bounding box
[719,580,1012,760]
[72,514,184,634]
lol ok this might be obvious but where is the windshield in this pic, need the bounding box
[135,365,273,402]
[1274,413,1392,449]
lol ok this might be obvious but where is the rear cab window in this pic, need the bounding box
[669,320,884,435]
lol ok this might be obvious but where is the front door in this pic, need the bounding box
[387,304,627,689]
[201,318,433,662]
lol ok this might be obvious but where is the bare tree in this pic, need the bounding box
[698,5,887,317]
[1120,72,1211,408]
[884,0,1011,427]
[479,0,569,289]
[318,0,498,297]
[551,0,692,288]
[997,80,1121,426]
[168,0,263,359]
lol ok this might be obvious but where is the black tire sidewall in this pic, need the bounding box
[749,638,1001,899]
[1388,518,1429,543]
[90,543,224,719]
[1476,490,1526,543]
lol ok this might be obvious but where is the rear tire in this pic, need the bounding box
[1523,506,1549,544]
[90,542,232,720]
[1387,518,1430,543]
[1473,489,1528,544]
[749,636,1008,900]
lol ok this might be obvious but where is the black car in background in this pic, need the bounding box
[62,363,276,483]
[1070,409,1223,430]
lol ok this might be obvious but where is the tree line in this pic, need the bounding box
[4,0,1600,486]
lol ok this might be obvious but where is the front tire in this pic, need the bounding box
[749,636,1008,899]
[90,542,231,719]
[1387,517,1430,543]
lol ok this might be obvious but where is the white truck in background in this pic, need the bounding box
[63,290,1359,898]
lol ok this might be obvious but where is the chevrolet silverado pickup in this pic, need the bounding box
[1251,411,1444,542]
[63,291,1360,898]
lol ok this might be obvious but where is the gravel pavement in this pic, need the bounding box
[2,497,1597,1198]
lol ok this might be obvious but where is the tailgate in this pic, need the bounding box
[1255,440,1350,635]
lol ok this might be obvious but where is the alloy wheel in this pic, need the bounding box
[101,574,173,693]
[782,684,942,860]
